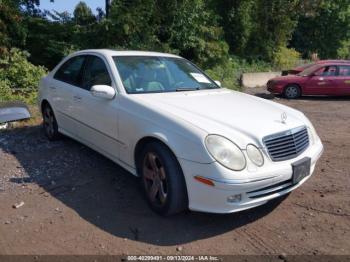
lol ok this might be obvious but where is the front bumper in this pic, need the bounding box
[179,140,323,214]
[267,82,284,94]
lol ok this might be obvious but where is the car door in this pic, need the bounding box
[51,55,86,136]
[304,65,338,95]
[70,55,121,160]
[334,65,350,95]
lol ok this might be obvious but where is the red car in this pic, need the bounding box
[267,62,350,99]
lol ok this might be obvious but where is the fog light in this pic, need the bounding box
[227,194,242,203]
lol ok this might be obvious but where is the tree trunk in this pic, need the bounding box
[105,0,112,18]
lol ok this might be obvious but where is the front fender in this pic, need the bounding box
[117,95,214,168]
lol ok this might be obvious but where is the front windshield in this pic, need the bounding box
[113,56,219,94]
[297,64,321,76]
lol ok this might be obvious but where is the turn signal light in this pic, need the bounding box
[194,176,215,187]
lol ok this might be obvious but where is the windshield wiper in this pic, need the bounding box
[175,87,200,92]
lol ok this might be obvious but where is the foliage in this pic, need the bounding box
[212,0,300,60]
[0,0,26,50]
[73,1,96,26]
[156,0,229,68]
[291,0,350,58]
[108,0,158,49]
[0,48,47,104]
[337,40,350,59]
[24,13,78,69]
[273,47,301,70]
[206,56,273,90]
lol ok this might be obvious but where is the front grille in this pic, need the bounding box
[263,126,309,161]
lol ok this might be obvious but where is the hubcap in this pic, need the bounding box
[43,107,55,137]
[142,152,168,207]
[286,86,298,98]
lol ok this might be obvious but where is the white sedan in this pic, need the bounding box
[38,49,323,215]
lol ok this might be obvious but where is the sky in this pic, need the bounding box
[39,0,104,14]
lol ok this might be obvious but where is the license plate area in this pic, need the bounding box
[292,157,311,185]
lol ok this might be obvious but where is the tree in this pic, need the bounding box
[73,1,96,25]
[212,0,300,61]
[337,40,350,59]
[105,0,112,18]
[291,0,350,58]
[211,0,255,57]
[249,0,300,60]
[0,0,26,51]
[158,0,229,67]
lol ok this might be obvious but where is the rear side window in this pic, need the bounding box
[54,56,85,86]
[338,65,350,76]
[82,56,112,90]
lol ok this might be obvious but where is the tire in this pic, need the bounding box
[138,142,188,216]
[284,85,301,99]
[42,104,61,141]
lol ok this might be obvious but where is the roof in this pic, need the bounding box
[317,59,350,64]
[294,60,350,71]
[73,49,181,58]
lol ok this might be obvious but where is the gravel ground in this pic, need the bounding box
[0,88,349,256]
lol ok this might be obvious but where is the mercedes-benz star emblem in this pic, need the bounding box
[281,112,287,124]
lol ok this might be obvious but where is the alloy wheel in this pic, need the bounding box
[43,106,55,138]
[142,152,168,207]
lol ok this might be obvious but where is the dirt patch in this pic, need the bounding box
[0,89,349,255]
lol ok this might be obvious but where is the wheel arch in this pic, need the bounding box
[41,99,51,113]
[134,135,180,174]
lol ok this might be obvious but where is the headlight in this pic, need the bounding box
[246,144,264,166]
[307,124,320,145]
[205,135,246,171]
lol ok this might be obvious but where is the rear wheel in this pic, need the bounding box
[138,142,188,216]
[284,85,301,99]
[42,104,61,141]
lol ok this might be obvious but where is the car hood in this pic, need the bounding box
[270,75,302,82]
[135,89,307,148]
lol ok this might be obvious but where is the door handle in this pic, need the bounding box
[49,86,57,90]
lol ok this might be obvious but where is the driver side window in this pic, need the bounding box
[315,66,337,77]
[54,56,85,86]
[82,56,112,90]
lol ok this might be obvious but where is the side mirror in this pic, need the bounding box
[214,80,222,87]
[90,85,116,100]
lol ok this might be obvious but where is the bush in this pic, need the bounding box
[205,56,273,90]
[272,46,301,70]
[337,40,350,59]
[0,48,47,104]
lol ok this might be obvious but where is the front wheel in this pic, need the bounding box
[138,142,188,216]
[42,104,61,141]
[284,85,301,99]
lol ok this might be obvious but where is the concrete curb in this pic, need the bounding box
[241,72,281,88]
